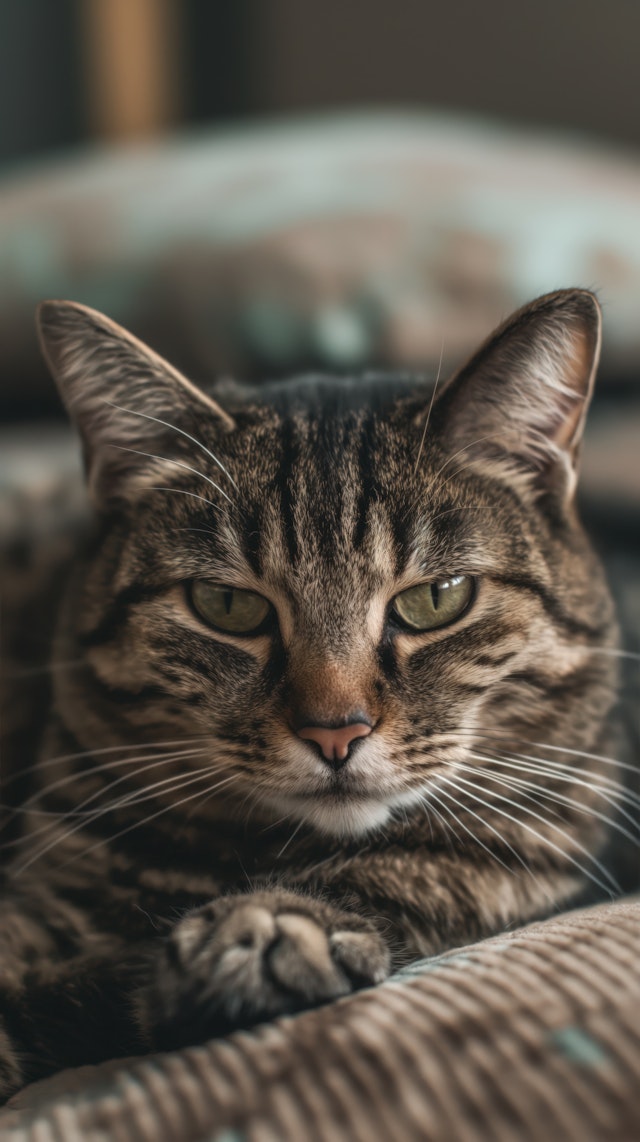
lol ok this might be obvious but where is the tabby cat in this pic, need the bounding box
[0,288,633,1099]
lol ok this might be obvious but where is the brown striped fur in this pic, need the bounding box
[0,289,634,1098]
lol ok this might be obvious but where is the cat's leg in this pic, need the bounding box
[137,889,390,1050]
[0,886,386,1089]
[137,844,580,1051]
[0,889,145,1099]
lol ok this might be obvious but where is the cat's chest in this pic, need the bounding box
[16,808,349,938]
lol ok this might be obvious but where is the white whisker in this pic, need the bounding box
[413,341,444,477]
[58,773,240,872]
[460,729,640,776]
[23,747,208,810]
[426,432,498,498]
[110,446,233,504]
[12,739,210,799]
[419,787,516,877]
[430,784,546,890]
[443,773,619,898]
[275,817,305,860]
[4,748,209,855]
[21,737,208,778]
[102,400,239,491]
[460,759,640,847]
[406,431,498,519]
[11,762,223,878]
[472,750,640,816]
[586,647,640,662]
[149,487,225,513]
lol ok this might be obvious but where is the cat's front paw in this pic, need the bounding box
[139,891,389,1049]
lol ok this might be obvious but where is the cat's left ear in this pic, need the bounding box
[37,300,235,506]
[431,288,601,501]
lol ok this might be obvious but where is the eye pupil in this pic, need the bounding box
[392,575,473,632]
[190,583,271,634]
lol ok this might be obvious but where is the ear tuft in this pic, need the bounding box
[37,301,234,506]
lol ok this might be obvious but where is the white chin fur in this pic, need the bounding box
[278,796,393,838]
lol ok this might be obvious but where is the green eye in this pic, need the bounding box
[392,575,474,632]
[190,583,271,633]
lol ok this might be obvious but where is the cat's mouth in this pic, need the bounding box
[281,766,386,801]
[258,733,439,836]
[268,773,424,838]
[286,784,369,802]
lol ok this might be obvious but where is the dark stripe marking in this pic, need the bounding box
[353,412,377,550]
[274,418,299,565]
[496,575,607,639]
[507,665,598,700]
[476,651,518,668]
[80,583,159,648]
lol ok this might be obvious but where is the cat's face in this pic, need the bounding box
[38,291,618,838]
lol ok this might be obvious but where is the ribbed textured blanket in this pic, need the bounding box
[3,898,638,1142]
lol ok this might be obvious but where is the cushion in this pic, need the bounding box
[2,898,639,1141]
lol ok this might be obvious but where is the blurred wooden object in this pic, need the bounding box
[81,0,180,141]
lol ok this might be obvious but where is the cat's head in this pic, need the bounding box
[38,290,617,838]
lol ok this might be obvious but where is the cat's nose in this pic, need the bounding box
[296,719,373,768]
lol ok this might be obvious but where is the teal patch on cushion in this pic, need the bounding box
[549,1026,610,1068]
[390,956,442,980]
[203,1130,246,1142]
[391,951,476,980]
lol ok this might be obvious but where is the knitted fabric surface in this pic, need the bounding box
[2,897,639,1142]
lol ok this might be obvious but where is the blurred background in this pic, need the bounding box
[0,0,639,644]
[3,0,640,163]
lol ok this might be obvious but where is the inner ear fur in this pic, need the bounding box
[430,288,602,499]
[37,300,235,505]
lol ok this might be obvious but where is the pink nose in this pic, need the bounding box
[297,722,372,763]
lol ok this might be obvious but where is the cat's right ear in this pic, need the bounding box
[37,301,235,506]
[428,288,601,503]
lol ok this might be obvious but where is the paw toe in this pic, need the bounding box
[330,930,391,985]
[268,913,349,998]
[222,904,278,952]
